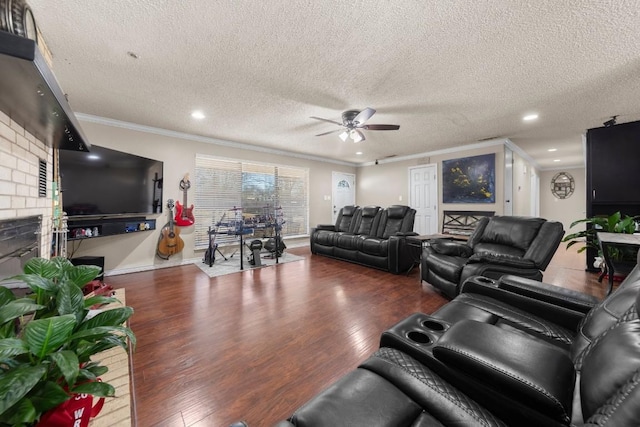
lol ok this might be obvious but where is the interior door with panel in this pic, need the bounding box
[332,172,356,223]
[409,164,438,235]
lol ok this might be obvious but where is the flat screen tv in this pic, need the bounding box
[59,145,163,218]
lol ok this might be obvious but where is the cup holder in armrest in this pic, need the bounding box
[380,313,451,369]
[406,330,431,344]
[422,319,446,331]
[475,276,495,284]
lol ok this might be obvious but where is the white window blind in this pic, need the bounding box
[194,155,309,249]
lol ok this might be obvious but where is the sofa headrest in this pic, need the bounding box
[480,216,546,252]
[342,205,359,216]
[361,206,380,218]
[387,205,410,219]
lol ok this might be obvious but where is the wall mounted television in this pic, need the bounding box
[59,145,163,218]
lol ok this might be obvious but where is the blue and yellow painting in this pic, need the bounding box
[442,153,495,203]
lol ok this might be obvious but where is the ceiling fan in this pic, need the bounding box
[311,108,400,142]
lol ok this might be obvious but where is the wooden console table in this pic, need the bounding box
[597,232,640,296]
[89,289,134,426]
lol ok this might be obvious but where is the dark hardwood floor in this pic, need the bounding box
[105,243,606,427]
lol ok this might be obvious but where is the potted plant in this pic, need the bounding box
[562,211,638,265]
[0,257,135,426]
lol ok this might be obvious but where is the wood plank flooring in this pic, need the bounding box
[105,243,607,427]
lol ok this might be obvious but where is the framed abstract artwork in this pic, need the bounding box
[442,153,495,203]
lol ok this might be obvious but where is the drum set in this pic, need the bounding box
[204,205,285,270]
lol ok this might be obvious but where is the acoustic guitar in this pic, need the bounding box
[175,174,195,226]
[157,199,185,259]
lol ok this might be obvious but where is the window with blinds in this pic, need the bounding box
[194,155,309,249]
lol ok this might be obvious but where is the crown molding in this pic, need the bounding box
[75,113,358,167]
[358,138,510,166]
[539,165,585,172]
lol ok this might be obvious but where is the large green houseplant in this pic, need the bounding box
[562,211,638,263]
[0,257,135,426]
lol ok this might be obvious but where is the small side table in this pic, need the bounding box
[597,232,640,296]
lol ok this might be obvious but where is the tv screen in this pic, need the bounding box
[59,145,163,217]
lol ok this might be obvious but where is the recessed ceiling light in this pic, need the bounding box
[548,148,557,152]
[356,152,363,155]
[87,154,100,160]
[553,159,561,162]
[191,111,205,120]
[523,113,539,121]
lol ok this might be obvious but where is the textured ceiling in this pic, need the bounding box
[27,0,640,168]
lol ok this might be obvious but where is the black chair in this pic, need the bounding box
[421,215,564,298]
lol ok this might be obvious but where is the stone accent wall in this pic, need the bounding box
[0,110,54,259]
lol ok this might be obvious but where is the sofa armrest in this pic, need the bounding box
[394,231,418,237]
[315,224,337,231]
[430,239,473,257]
[467,253,536,269]
[433,320,575,423]
[496,275,599,310]
[459,276,593,330]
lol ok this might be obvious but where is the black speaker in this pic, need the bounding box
[71,256,105,281]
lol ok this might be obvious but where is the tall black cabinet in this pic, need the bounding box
[585,120,640,270]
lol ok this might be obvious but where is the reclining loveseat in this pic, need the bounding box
[270,255,640,426]
[422,215,564,298]
[310,205,418,274]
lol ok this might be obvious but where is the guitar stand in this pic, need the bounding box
[204,225,231,267]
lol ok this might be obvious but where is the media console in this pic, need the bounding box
[67,216,156,240]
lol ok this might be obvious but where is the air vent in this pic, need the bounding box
[38,159,46,197]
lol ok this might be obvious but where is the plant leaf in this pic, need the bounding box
[72,381,115,397]
[9,274,57,293]
[0,338,29,358]
[29,381,70,413]
[49,350,79,387]
[0,396,37,425]
[56,281,85,323]
[0,300,43,325]
[23,315,76,360]
[0,287,15,306]
[0,364,46,416]
[71,325,135,345]
[83,296,119,309]
[66,265,102,288]
[79,307,133,330]
[23,257,60,278]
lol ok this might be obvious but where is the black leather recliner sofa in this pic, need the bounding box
[422,215,564,298]
[272,257,640,426]
[310,205,418,274]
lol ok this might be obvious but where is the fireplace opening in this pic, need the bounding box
[0,215,41,289]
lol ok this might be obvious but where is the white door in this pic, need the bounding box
[409,164,438,235]
[332,172,356,223]
[530,171,540,216]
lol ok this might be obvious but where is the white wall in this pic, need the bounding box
[357,143,506,231]
[539,168,586,234]
[67,120,356,274]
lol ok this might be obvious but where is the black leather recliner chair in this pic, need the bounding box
[422,215,564,298]
[310,205,418,274]
[272,261,640,426]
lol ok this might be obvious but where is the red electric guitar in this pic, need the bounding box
[174,174,195,226]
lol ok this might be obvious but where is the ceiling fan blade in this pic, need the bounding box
[353,107,376,125]
[362,124,400,131]
[310,116,343,126]
[315,129,343,137]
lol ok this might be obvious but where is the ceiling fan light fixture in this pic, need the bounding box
[351,130,364,143]
[339,131,349,142]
